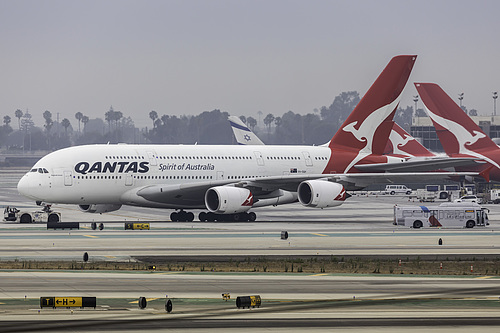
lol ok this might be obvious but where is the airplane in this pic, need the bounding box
[17,55,476,222]
[228,116,264,145]
[415,82,500,182]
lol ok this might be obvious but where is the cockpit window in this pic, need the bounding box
[30,169,37,172]
[38,168,44,173]
[43,168,49,173]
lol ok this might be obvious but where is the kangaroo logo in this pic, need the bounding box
[341,91,403,172]
[425,106,500,168]
[242,193,254,206]
[389,130,415,157]
[334,187,346,201]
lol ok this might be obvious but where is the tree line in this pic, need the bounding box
[1,91,425,151]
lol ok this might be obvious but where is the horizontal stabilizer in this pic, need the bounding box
[355,157,480,172]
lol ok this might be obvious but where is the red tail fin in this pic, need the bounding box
[385,122,435,157]
[330,55,417,155]
[415,83,498,155]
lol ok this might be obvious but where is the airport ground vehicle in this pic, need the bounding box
[385,185,412,195]
[454,195,481,204]
[394,202,488,228]
[416,184,462,202]
[3,206,61,223]
[487,189,500,204]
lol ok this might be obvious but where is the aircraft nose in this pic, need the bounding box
[17,174,32,198]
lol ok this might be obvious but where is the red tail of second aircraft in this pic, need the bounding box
[415,83,498,155]
[385,122,435,158]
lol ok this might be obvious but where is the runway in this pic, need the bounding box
[1,271,500,332]
[2,168,500,331]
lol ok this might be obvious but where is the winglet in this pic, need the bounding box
[479,165,493,182]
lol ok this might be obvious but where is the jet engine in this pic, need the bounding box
[205,186,253,214]
[297,180,346,208]
[78,204,122,214]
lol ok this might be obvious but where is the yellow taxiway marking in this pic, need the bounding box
[311,233,328,237]
[475,276,494,279]
[83,234,98,238]
[309,273,328,277]
[129,298,159,304]
[104,256,116,259]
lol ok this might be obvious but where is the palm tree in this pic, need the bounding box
[15,109,23,130]
[82,116,89,133]
[61,118,71,135]
[81,115,89,133]
[43,111,53,149]
[263,113,274,140]
[105,106,115,132]
[3,115,11,127]
[149,110,158,128]
[75,112,83,133]
[114,111,123,128]
[246,117,257,131]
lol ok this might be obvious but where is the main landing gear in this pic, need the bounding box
[198,211,256,222]
[170,210,195,222]
[169,210,257,222]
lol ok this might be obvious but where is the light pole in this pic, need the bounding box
[493,92,498,116]
[458,93,464,110]
[413,95,419,117]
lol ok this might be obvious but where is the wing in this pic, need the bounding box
[332,171,479,190]
[135,171,479,206]
[354,157,481,172]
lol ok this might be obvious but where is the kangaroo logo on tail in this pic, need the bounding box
[341,92,402,172]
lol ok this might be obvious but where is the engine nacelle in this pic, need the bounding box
[78,204,122,214]
[297,180,346,208]
[205,186,253,214]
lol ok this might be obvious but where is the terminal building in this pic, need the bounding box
[410,115,500,152]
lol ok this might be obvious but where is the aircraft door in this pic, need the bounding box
[147,151,157,166]
[253,151,265,166]
[64,171,73,186]
[302,151,313,166]
[125,174,133,186]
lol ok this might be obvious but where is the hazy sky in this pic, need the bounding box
[1,0,499,128]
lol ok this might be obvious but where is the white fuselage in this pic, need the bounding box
[18,144,331,208]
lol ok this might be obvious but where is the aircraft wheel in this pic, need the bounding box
[187,212,194,222]
[198,212,207,222]
[170,212,178,222]
[91,222,97,230]
[207,212,216,222]
[248,212,257,222]
[99,223,104,230]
